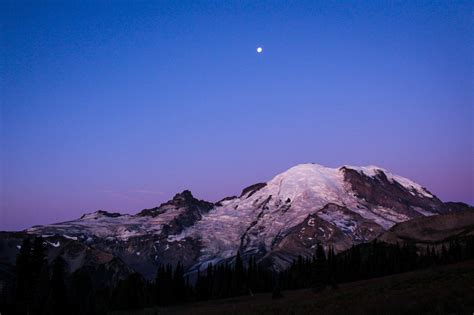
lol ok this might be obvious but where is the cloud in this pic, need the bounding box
[130,190,164,195]
[99,189,164,200]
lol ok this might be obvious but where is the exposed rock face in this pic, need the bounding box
[1,163,470,280]
[261,212,353,270]
[240,183,267,198]
[215,196,238,207]
[11,190,213,279]
[80,210,122,219]
[180,164,463,272]
[140,190,214,235]
[342,167,447,217]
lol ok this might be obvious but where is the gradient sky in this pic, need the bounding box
[1,1,473,231]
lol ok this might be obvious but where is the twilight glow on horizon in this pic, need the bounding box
[1,1,473,231]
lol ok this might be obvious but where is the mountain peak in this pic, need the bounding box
[343,165,433,198]
[172,190,194,201]
[80,210,122,220]
[136,189,213,218]
[21,162,465,279]
[276,164,433,200]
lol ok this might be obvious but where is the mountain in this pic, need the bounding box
[378,210,474,245]
[1,163,471,280]
[0,231,132,288]
[172,164,460,270]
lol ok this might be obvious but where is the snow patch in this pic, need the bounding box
[412,206,437,216]
[63,234,78,240]
[167,232,186,243]
[47,241,60,248]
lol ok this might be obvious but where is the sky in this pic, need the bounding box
[1,1,473,231]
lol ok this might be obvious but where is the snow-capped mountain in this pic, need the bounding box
[169,164,452,270]
[2,163,469,279]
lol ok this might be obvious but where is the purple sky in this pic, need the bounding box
[1,1,473,231]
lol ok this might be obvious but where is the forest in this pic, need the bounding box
[1,235,473,314]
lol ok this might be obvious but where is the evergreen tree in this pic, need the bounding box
[233,251,245,296]
[31,237,50,314]
[327,246,338,289]
[312,243,328,291]
[50,256,69,315]
[113,273,146,310]
[15,238,32,314]
[31,237,47,281]
[195,268,206,300]
[271,284,283,299]
[71,269,95,315]
[172,262,186,303]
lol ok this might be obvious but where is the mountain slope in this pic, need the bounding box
[0,231,132,288]
[2,163,468,278]
[378,210,474,245]
[174,164,451,270]
[25,191,212,278]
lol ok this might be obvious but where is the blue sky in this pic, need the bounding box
[1,1,473,230]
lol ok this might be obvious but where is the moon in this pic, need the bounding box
[256,47,263,53]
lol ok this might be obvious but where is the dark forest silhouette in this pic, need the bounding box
[1,235,474,314]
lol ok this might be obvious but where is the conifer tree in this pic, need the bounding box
[233,251,245,296]
[50,256,69,315]
[312,243,328,291]
[15,238,32,313]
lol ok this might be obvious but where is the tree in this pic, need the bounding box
[172,262,186,303]
[15,238,32,313]
[31,237,50,313]
[232,251,245,296]
[50,256,69,315]
[31,237,47,281]
[327,246,338,289]
[272,285,283,299]
[312,243,328,291]
[71,268,95,315]
[113,273,146,310]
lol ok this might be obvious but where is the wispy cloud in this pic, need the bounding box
[99,190,135,201]
[130,190,164,195]
[99,189,164,200]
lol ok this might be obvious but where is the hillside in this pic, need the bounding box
[115,260,474,315]
[379,210,474,244]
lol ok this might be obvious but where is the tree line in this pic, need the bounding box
[1,235,473,314]
[279,237,474,291]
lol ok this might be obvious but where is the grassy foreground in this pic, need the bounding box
[113,260,474,315]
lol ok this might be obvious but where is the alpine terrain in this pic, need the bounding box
[1,164,471,281]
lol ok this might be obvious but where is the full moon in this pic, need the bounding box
[256,47,263,53]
